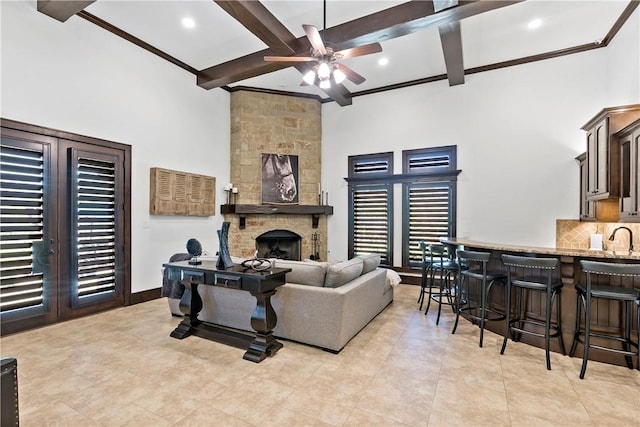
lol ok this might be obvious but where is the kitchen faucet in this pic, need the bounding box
[608,226,634,252]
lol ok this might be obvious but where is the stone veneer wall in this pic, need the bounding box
[225,90,327,259]
[556,219,640,251]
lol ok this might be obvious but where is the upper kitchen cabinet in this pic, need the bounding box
[582,105,640,201]
[576,152,596,221]
[618,119,640,222]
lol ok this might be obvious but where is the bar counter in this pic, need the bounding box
[440,238,640,368]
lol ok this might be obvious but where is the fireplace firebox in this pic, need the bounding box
[255,230,302,260]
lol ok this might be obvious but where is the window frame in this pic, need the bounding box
[347,152,394,265]
[401,146,458,267]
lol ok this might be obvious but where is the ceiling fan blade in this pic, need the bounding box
[264,56,317,62]
[335,43,383,60]
[302,24,327,55]
[336,64,366,85]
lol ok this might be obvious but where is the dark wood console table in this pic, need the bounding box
[162,261,291,363]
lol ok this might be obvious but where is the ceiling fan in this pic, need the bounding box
[263,1,382,89]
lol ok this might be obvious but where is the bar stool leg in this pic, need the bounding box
[479,277,487,348]
[514,286,523,342]
[435,270,445,325]
[436,269,454,325]
[545,289,553,370]
[623,301,634,369]
[580,295,591,379]
[418,264,425,308]
[569,292,583,358]
[555,290,567,356]
[424,267,436,315]
[500,278,512,355]
[637,301,640,371]
[452,275,465,335]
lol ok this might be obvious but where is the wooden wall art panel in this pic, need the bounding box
[149,167,215,216]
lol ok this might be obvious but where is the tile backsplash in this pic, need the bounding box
[556,219,640,251]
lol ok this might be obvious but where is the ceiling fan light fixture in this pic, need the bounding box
[319,78,331,89]
[317,62,331,79]
[333,67,346,84]
[303,69,316,85]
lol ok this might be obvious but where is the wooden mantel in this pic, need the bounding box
[220,204,333,229]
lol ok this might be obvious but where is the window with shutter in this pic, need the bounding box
[346,147,459,269]
[402,146,457,267]
[0,144,47,312]
[405,182,453,265]
[350,184,392,265]
[71,151,119,303]
[348,152,393,265]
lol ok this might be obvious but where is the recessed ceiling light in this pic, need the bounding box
[527,18,542,30]
[182,17,196,29]
[378,57,389,66]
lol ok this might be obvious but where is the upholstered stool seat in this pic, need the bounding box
[452,249,506,347]
[570,260,640,379]
[500,255,566,370]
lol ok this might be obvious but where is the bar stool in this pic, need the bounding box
[570,260,640,379]
[422,243,459,324]
[500,255,566,370]
[452,250,506,347]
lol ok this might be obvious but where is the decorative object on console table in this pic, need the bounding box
[261,153,299,205]
[216,221,234,270]
[186,238,202,265]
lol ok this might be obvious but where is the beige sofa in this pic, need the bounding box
[167,254,394,352]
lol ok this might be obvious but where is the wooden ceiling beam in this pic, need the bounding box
[214,1,300,55]
[213,0,352,106]
[439,22,465,86]
[198,0,522,90]
[37,0,96,22]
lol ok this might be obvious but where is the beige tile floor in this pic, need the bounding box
[1,284,639,427]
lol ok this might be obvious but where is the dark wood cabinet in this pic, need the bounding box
[576,152,597,221]
[582,105,640,201]
[585,117,609,199]
[618,119,640,221]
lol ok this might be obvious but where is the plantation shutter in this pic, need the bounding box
[351,185,391,265]
[0,143,48,313]
[348,152,393,265]
[406,183,452,264]
[71,150,119,303]
[403,146,457,267]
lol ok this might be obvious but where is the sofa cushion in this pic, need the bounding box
[356,254,380,275]
[324,258,364,288]
[275,259,328,287]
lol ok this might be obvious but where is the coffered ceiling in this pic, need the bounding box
[37,0,638,106]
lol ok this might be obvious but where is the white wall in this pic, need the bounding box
[322,9,640,264]
[1,1,230,292]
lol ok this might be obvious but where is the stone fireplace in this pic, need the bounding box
[223,91,329,260]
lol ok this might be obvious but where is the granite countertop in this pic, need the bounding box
[440,238,640,261]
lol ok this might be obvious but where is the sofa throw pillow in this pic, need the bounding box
[275,259,328,287]
[324,258,364,288]
[356,254,380,275]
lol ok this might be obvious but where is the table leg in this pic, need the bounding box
[243,289,283,362]
[170,281,202,339]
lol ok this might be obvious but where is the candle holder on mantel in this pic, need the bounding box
[224,183,234,205]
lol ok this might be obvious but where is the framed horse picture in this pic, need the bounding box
[261,153,299,204]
